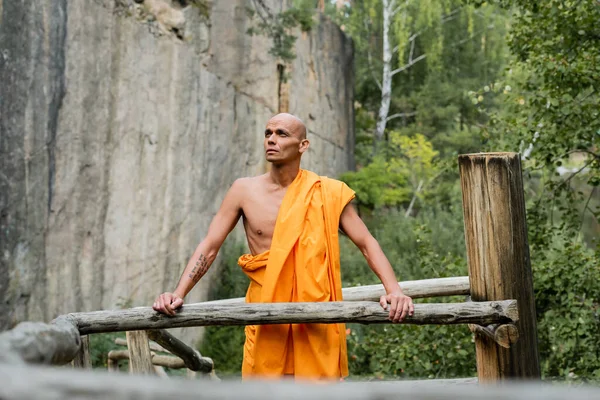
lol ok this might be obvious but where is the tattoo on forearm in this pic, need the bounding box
[189,254,210,283]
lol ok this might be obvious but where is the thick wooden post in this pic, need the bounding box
[125,331,154,375]
[71,335,91,369]
[459,152,540,380]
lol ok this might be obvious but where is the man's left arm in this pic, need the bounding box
[339,203,414,322]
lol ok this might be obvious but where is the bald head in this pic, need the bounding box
[267,113,307,140]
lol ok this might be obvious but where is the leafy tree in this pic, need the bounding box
[338,0,508,143]
[340,133,439,212]
[470,0,600,238]
[468,0,600,381]
[246,0,318,63]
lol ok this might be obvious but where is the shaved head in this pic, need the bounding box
[267,113,307,140]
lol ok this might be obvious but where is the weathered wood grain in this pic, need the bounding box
[147,329,213,373]
[70,300,517,335]
[108,349,131,361]
[342,276,470,301]
[114,330,213,373]
[468,324,519,349]
[459,152,540,380]
[2,364,600,400]
[71,335,91,368]
[126,331,154,375]
[202,277,471,306]
[109,349,187,369]
[0,315,80,365]
[115,337,168,353]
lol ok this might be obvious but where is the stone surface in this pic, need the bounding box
[0,0,354,345]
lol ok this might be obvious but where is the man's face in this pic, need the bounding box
[263,116,308,164]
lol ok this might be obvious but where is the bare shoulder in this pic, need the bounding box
[230,174,268,197]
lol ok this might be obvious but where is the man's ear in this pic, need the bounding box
[299,139,310,154]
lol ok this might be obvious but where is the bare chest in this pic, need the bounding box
[241,190,286,251]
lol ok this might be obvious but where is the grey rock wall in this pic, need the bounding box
[0,0,354,344]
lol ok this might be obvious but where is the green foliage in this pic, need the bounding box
[533,239,600,381]
[340,133,439,210]
[89,332,127,370]
[198,239,249,376]
[347,324,475,379]
[246,0,316,62]
[340,212,473,378]
[470,0,600,229]
[341,0,508,127]
[466,0,600,382]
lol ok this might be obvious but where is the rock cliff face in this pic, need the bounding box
[0,0,354,343]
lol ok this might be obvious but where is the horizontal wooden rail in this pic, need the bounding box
[0,316,80,365]
[202,276,470,306]
[0,300,516,365]
[2,363,600,400]
[109,349,187,369]
[71,300,517,335]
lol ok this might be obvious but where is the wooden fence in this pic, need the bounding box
[1,152,576,398]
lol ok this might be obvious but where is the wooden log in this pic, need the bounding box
[71,335,91,368]
[468,324,519,349]
[126,331,155,375]
[107,358,119,372]
[114,337,168,353]
[3,363,600,400]
[109,349,187,369]
[154,365,169,378]
[146,329,213,373]
[152,354,186,369]
[459,152,540,380]
[70,300,517,335]
[342,276,470,301]
[0,315,80,365]
[108,350,130,361]
[202,276,470,305]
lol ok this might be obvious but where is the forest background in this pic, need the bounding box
[92,0,600,382]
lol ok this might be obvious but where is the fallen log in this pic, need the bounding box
[202,276,470,305]
[71,300,518,335]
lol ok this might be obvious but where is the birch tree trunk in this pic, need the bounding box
[375,0,395,140]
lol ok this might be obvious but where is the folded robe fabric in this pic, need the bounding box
[238,169,355,379]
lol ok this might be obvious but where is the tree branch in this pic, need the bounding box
[391,53,427,75]
[578,186,597,234]
[385,112,416,122]
[563,158,594,185]
[405,179,424,217]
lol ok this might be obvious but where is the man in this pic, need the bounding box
[153,113,414,379]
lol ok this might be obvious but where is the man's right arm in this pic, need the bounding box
[153,179,245,315]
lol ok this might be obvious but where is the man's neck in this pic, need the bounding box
[268,162,301,188]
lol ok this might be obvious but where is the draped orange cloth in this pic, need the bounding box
[238,169,355,379]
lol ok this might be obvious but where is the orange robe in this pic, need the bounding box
[238,169,355,379]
